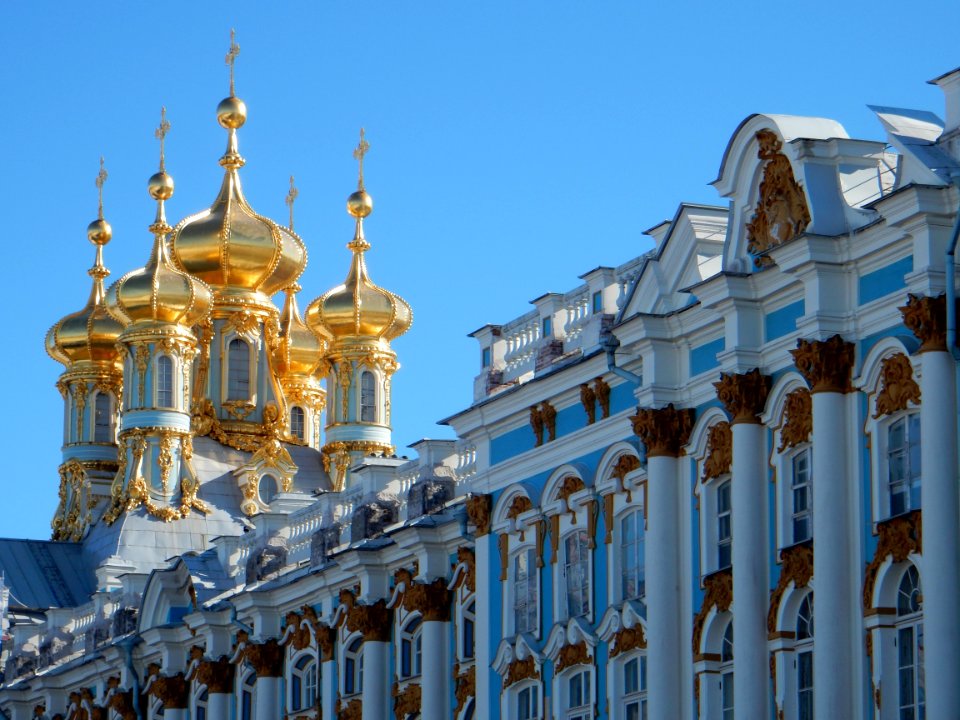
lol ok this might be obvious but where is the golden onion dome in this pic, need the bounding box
[169,95,307,300]
[273,284,328,379]
[45,219,124,367]
[106,166,212,330]
[306,183,412,344]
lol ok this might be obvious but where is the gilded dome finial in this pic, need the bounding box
[217,29,247,169]
[87,156,113,250]
[285,175,298,231]
[226,28,240,98]
[148,107,175,235]
[347,128,374,245]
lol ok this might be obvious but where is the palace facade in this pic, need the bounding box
[2,54,960,720]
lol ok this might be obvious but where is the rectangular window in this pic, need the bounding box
[621,512,645,601]
[717,481,732,570]
[797,650,813,720]
[792,449,812,544]
[564,532,591,618]
[567,670,591,719]
[888,415,921,517]
[518,685,539,720]
[482,347,491,368]
[514,550,538,635]
[898,623,925,719]
[624,656,647,720]
[157,356,174,408]
[592,291,603,314]
[542,316,552,338]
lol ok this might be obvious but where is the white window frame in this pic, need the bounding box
[511,681,541,720]
[561,530,592,621]
[895,565,924,719]
[617,508,645,604]
[618,651,647,720]
[720,621,734,720]
[510,546,539,637]
[788,446,813,546]
[342,635,364,698]
[886,413,921,518]
[289,650,318,712]
[559,666,593,720]
[398,614,424,680]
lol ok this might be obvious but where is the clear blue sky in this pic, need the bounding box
[1,1,957,539]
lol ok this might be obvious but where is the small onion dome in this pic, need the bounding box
[305,189,412,343]
[106,171,213,329]
[169,96,307,299]
[45,220,123,366]
[273,284,328,379]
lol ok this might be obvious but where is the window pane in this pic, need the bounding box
[360,371,376,422]
[157,356,173,407]
[227,340,250,401]
[290,406,305,440]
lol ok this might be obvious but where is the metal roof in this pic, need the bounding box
[0,539,95,610]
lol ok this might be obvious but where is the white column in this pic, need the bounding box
[919,349,960,717]
[731,420,769,720]
[475,531,493,718]
[207,693,231,718]
[163,710,188,720]
[321,658,337,720]
[421,620,450,717]
[811,389,856,719]
[362,640,390,720]
[254,676,281,719]
[646,453,683,720]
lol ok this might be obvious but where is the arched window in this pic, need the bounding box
[896,566,924,719]
[513,549,538,635]
[94,392,112,442]
[400,616,423,678]
[516,683,540,720]
[360,371,376,422]
[228,339,251,401]
[260,474,279,505]
[344,636,364,697]
[623,653,647,720]
[888,414,921,516]
[240,672,255,720]
[796,594,814,720]
[563,531,591,619]
[462,600,476,660]
[290,654,318,711]
[156,356,174,408]
[565,668,592,720]
[290,406,305,440]
[717,480,732,570]
[621,510,645,601]
[720,621,734,720]
[194,689,208,720]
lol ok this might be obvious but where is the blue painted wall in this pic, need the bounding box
[765,300,804,342]
[690,338,724,377]
[859,256,912,306]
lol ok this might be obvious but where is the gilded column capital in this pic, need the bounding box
[402,577,452,622]
[629,403,695,458]
[465,493,492,536]
[196,656,235,694]
[791,335,855,394]
[900,293,948,353]
[316,622,337,661]
[244,639,285,678]
[714,369,771,424]
[149,672,189,710]
[346,599,392,642]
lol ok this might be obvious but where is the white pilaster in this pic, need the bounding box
[918,349,960,717]
[421,620,450,717]
[362,640,390,720]
[731,421,769,720]
[321,658,337,720]
[254,676,281,719]
[163,710,188,720]
[207,693,231,718]
[646,454,683,720]
[475,532,492,718]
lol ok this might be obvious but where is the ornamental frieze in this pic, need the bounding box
[767,543,813,636]
[610,624,647,657]
[745,129,811,266]
[702,422,732,481]
[715,369,772,424]
[504,656,539,687]
[791,335,855,394]
[465,493,493,536]
[692,569,733,655]
[555,640,591,673]
[630,404,695,458]
[900,293,948,353]
[873,353,920,418]
[391,681,421,720]
[777,388,812,451]
[862,510,922,612]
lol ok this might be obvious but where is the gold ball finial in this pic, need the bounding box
[148,171,175,200]
[347,190,373,218]
[86,218,113,246]
[217,96,247,129]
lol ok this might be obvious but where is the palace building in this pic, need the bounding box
[2,44,960,720]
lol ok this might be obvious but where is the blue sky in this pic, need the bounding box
[1,1,958,539]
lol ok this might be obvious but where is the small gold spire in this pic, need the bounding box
[95,156,108,220]
[226,28,240,97]
[285,175,298,231]
[155,106,171,173]
[353,128,370,192]
[148,107,175,234]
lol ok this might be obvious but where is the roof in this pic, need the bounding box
[0,539,95,610]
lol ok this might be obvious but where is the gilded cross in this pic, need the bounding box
[155,106,171,172]
[285,175,299,231]
[353,128,370,191]
[95,156,108,220]
[225,28,240,96]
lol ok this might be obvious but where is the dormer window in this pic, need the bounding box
[227,339,251,401]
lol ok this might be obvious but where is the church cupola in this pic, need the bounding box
[102,109,213,524]
[44,158,124,541]
[306,130,412,490]
[166,32,305,450]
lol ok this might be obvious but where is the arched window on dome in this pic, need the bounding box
[94,392,113,442]
[360,371,377,422]
[156,355,174,408]
[290,406,305,441]
[895,565,925,718]
[228,339,251,401]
